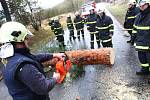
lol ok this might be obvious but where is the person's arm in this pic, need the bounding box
[34,53,53,63]
[18,64,58,95]
[35,53,65,63]
[108,17,114,36]
[132,24,137,41]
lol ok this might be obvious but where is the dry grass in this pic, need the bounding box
[107,3,128,25]
[28,19,55,53]
[28,12,75,53]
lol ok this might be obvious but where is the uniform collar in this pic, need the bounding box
[14,47,31,56]
[141,6,150,15]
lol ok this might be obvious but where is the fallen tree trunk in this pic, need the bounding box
[65,48,115,66]
[43,48,115,66]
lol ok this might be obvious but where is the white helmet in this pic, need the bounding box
[0,22,33,43]
[97,8,105,14]
[128,0,136,5]
[67,14,71,18]
[139,0,150,6]
[54,17,59,21]
[88,6,95,11]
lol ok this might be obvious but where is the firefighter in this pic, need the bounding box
[74,11,85,41]
[86,7,99,49]
[53,18,65,48]
[96,9,114,47]
[66,15,76,40]
[48,18,55,32]
[124,0,140,45]
[132,0,150,75]
[0,22,65,100]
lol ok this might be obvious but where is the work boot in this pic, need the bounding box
[82,35,84,38]
[131,41,134,45]
[127,40,131,43]
[136,67,150,75]
[91,45,94,49]
[73,36,76,40]
[98,44,101,48]
[78,37,80,41]
[91,42,94,49]
[69,37,72,41]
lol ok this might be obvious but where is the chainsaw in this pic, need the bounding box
[55,55,72,84]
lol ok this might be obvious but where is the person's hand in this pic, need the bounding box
[53,53,66,60]
[109,34,113,37]
[52,72,60,82]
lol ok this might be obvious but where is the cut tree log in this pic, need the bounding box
[65,48,115,66]
[42,48,115,66]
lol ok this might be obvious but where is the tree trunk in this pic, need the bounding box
[0,0,12,21]
[65,48,115,66]
[43,48,115,66]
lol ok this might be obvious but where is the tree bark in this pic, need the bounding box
[65,48,115,66]
[0,0,12,21]
[43,48,115,67]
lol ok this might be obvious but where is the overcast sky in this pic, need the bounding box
[38,0,65,9]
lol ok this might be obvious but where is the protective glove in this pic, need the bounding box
[53,53,66,60]
[52,72,60,82]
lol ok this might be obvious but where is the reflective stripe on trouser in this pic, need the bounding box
[138,51,150,71]
[69,30,74,37]
[140,63,149,67]
[90,31,97,34]
[90,33,100,48]
[101,39,112,47]
[101,38,112,43]
[77,29,84,38]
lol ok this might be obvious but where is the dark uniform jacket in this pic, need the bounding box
[124,6,140,29]
[3,48,56,100]
[48,20,55,32]
[133,6,150,51]
[86,13,97,32]
[74,15,84,30]
[53,21,64,42]
[67,17,74,30]
[96,14,114,40]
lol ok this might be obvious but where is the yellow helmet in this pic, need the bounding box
[0,22,33,43]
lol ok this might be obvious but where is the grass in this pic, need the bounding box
[28,27,55,53]
[107,3,128,25]
[28,17,67,53]
[28,12,75,53]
